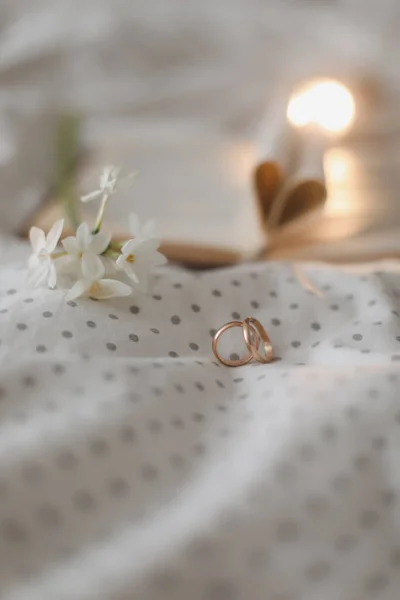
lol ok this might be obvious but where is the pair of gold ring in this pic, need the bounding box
[212,317,273,367]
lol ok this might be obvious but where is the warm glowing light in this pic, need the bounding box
[287,79,355,133]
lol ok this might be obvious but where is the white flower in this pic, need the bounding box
[62,222,111,275]
[129,213,158,242]
[66,253,132,301]
[116,214,166,291]
[80,166,123,203]
[28,219,64,288]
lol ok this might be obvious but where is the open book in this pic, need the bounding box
[27,116,400,266]
[24,113,329,266]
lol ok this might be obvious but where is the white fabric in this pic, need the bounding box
[1,239,400,599]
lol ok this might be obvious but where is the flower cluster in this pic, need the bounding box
[28,167,167,300]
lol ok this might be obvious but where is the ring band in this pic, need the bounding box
[212,320,260,367]
[242,317,273,364]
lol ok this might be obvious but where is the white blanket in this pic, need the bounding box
[0,238,400,599]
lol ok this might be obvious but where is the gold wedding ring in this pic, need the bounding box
[212,318,273,367]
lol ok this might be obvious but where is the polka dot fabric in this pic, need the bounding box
[1,241,400,599]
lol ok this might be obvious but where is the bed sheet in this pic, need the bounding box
[0,238,400,599]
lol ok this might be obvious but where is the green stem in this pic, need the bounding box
[92,193,109,234]
[51,251,68,259]
[53,114,81,231]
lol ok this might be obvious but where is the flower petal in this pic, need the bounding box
[47,262,57,289]
[62,236,79,255]
[81,252,105,281]
[89,231,111,255]
[66,279,90,301]
[121,238,138,255]
[128,213,141,238]
[27,262,50,288]
[46,219,64,253]
[94,279,132,300]
[118,259,140,284]
[76,223,92,250]
[143,219,156,238]
[81,190,102,203]
[29,227,46,254]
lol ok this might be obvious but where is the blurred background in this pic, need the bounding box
[1,0,400,262]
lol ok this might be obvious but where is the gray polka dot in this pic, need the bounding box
[299,444,316,461]
[305,495,327,516]
[311,322,321,331]
[290,303,298,309]
[53,364,65,375]
[216,379,225,388]
[86,321,96,328]
[306,561,331,582]
[382,490,396,507]
[67,300,77,307]
[56,450,78,469]
[365,573,388,593]
[231,280,241,287]
[21,375,36,389]
[321,423,337,441]
[174,384,185,394]
[173,282,182,289]
[247,548,269,570]
[391,354,400,362]
[7,289,17,295]
[276,520,300,542]
[390,547,400,567]
[193,443,206,456]
[354,454,370,471]
[89,439,109,456]
[0,308,7,314]
[191,304,201,313]
[42,311,53,318]
[334,533,357,552]
[108,314,119,320]
[331,473,351,493]
[169,351,178,357]
[251,300,259,309]
[120,426,136,443]
[231,312,240,319]
[170,454,185,469]
[206,579,238,600]
[148,418,163,433]
[195,382,205,391]
[189,342,199,351]
[171,416,184,428]
[359,510,379,529]
[22,462,44,484]
[330,304,339,311]
[24,298,34,304]
[151,387,163,397]
[152,294,162,301]
[17,323,28,331]
[171,315,181,325]
[150,327,160,334]
[103,371,115,381]
[2,519,28,543]
[212,290,222,297]
[291,341,301,348]
[106,343,117,351]
[36,345,47,353]
[108,477,129,498]
[62,330,73,338]
[230,353,240,361]
[271,318,281,326]
[140,464,158,481]
[270,290,277,298]
[73,491,96,512]
[353,334,363,341]
[210,328,217,337]
[36,505,63,528]
[129,305,140,314]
